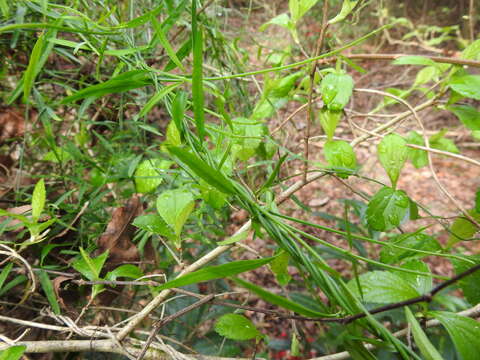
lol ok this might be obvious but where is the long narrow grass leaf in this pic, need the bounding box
[61,70,152,103]
[156,257,275,291]
[138,84,180,118]
[191,0,205,139]
[168,146,236,195]
[233,277,334,317]
[151,16,185,71]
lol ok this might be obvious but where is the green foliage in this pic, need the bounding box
[0,346,26,360]
[405,308,443,360]
[347,271,420,303]
[377,134,408,188]
[431,311,480,360]
[323,140,357,178]
[2,1,479,358]
[215,314,261,341]
[156,188,195,248]
[366,187,410,231]
[320,72,354,111]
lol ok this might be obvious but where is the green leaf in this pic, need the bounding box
[430,130,459,154]
[396,260,432,294]
[270,250,291,286]
[117,4,164,28]
[165,120,182,147]
[150,16,186,72]
[319,107,342,140]
[259,13,291,32]
[171,90,187,134]
[164,37,193,72]
[414,66,439,86]
[232,117,264,161]
[447,210,480,246]
[476,189,480,213]
[320,72,354,110]
[168,147,236,195]
[269,72,302,98]
[392,56,437,66]
[451,255,480,304]
[133,214,175,238]
[449,75,480,100]
[23,32,46,102]
[43,146,73,164]
[0,345,26,360]
[377,133,408,188]
[38,270,60,314]
[138,84,179,118]
[105,264,144,282]
[191,1,205,139]
[329,0,359,24]
[233,277,332,317]
[449,105,480,131]
[323,140,356,178]
[134,159,172,194]
[72,249,108,281]
[156,189,194,247]
[215,313,261,341]
[217,230,249,246]
[405,131,428,169]
[347,271,420,303]
[61,70,152,103]
[0,263,13,291]
[380,232,441,264]
[366,186,410,231]
[462,39,480,60]
[405,307,443,360]
[31,178,46,222]
[155,257,275,291]
[431,311,480,360]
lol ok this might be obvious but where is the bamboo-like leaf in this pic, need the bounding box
[233,277,333,317]
[23,32,45,102]
[156,257,275,291]
[138,84,180,118]
[61,70,152,103]
[191,0,205,139]
[151,16,186,71]
[168,146,236,195]
[38,270,61,314]
[31,178,46,222]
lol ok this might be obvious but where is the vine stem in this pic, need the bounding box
[303,0,330,183]
[317,53,480,68]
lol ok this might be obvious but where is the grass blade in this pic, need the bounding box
[168,146,236,195]
[151,16,186,71]
[156,257,275,291]
[138,84,180,118]
[61,70,152,103]
[233,277,333,317]
[38,270,61,314]
[191,0,205,139]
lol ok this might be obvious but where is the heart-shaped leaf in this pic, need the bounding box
[323,140,357,178]
[377,134,408,188]
[320,72,354,110]
[366,186,410,231]
[319,107,342,140]
[215,313,261,340]
[156,189,195,247]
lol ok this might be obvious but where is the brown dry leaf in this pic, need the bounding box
[0,108,26,143]
[52,276,76,311]
[96,195,142,266]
